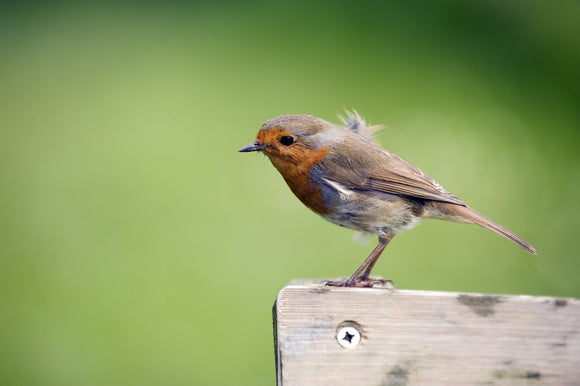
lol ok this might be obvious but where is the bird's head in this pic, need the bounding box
[238,115,342,173]
[240,114,338,155]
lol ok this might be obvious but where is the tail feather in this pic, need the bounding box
[434,203,536,254]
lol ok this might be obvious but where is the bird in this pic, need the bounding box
[239,112,536,287]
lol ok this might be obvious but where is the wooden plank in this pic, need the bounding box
[273,280,580,385]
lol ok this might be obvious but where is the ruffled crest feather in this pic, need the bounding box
[339,110,383,141]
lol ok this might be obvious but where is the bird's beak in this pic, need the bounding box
[238,141,267,152]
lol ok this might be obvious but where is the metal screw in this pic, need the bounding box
[336,325,361,349]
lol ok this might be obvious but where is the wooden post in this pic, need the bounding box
[273,280,580,385]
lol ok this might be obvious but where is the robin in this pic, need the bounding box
[239,112,536,287]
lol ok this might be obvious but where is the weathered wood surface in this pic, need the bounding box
[273,280,580,385]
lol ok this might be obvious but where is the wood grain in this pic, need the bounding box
[273,280,580,385]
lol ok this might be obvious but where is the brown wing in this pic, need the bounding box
[317,139,466,206]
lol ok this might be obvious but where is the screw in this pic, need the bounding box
[336,325,361,349]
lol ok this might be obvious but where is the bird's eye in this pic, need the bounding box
[280,136,295,146]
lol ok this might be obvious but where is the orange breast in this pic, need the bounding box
[267,146,331,215]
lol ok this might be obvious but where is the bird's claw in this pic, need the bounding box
[325,277,396,289]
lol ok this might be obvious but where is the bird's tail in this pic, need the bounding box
[432,202,536,254]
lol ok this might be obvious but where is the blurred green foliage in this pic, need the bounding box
[1,1,579,384]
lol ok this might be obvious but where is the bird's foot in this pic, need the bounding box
[325,277,396,289]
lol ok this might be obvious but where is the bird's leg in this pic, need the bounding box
[326,230,395,288]
[358,230,394,281]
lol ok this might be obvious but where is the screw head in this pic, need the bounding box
[336,325,361,349]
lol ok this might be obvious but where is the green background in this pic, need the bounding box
[1,1,579,385]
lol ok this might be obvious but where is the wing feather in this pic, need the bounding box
[316,137,466,206]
